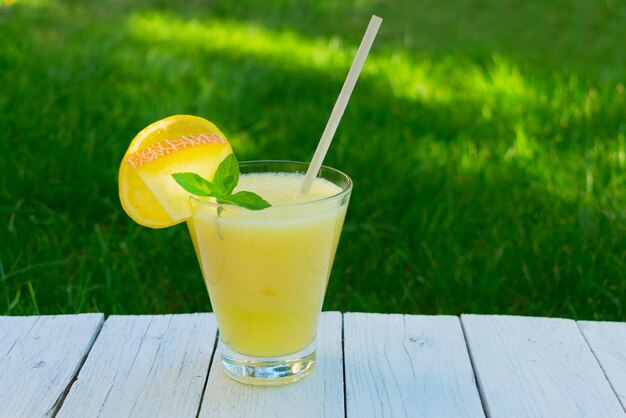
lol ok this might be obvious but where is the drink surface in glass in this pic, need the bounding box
[187,161,351,384]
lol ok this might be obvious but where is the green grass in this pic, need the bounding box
[1,0,626,319]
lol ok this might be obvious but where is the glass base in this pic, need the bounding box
[219,339,316,386]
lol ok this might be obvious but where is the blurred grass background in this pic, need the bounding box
[1,0,625,319]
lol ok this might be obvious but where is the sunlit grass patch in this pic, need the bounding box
[128,13,352,73]
[127,12,545,108]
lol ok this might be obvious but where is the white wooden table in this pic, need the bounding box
[1,312,625,417]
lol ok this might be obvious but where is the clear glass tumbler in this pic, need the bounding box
[187,161,351,385]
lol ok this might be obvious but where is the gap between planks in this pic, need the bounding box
[577,320,626,414]
[49,317,105,417]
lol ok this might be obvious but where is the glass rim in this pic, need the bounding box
[190,160,352,210]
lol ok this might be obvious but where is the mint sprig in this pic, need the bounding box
[172,153,271,211]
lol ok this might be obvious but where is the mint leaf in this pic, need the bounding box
[172,153,271,212]
[172,173,214,196]
[212,153,239,196]
[219,191,271,210]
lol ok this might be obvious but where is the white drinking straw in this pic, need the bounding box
[299,15,382,194]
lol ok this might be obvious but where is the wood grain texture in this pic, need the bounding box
[579,320,626,412]
[344,313,485,418]
[56,313,217,418]
[0,314,104,418]
[199,311,343,418]
[462,314,626,418]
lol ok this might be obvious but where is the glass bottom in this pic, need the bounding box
[219,339,316,385]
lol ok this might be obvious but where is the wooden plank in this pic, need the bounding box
[344,313,485,418]
[199,311,343,418]
[579,320,626,411]
[462,314,626,418]
[56,313,217,418]
[0,314,104,418]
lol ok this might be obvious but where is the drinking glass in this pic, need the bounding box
[187,161,351,385]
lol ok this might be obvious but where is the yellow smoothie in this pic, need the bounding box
[188,172,348,357]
